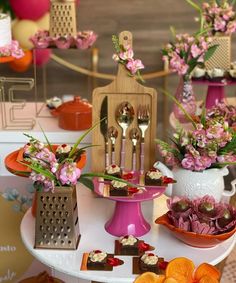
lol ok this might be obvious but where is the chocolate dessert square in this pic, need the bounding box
[87,251,108,270]
[104,164,122,180]
[119,235,139,255]
[145,169,162,186]
[139,259,159,273]
[110,180,128,196]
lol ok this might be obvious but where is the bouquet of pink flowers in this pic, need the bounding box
[202,0,236,35]
[162,33,217,78]
[167,195,236,234]
[112,35,144,82]
[156,105,236,171]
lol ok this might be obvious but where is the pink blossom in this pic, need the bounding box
[36,148,56,164]
[181,154,195,170]
[206,124,224,139]
[119,47,134,60]
[57,162,81,185]
[75,31,97,50]
[126,59,144,75]
[169,53,188,75]
[226,21,236,34]
[112,54,120,62]
[191,44,202,58]
[217,153,236,163]
[214,17,226,31]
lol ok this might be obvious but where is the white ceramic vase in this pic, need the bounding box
[154,162,236,202]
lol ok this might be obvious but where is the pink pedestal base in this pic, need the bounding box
[105,201,151,237]
[206,85,225,109]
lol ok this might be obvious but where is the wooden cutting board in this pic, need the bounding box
[91,31,157,173]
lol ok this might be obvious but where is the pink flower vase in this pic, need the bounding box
[173,77,197,123]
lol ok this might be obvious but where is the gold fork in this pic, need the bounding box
[137,105,150,174]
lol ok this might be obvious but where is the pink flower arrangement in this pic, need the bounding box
[112,35,144,82]
[0,40,24,59]
[202,1,236,35]
[167,195,236,234]
[75,31,98,50]
[21,124,103,192]
[156,107,236,171]
[162,33,216,77]
[30,30,97,50]
[22,135,85,192]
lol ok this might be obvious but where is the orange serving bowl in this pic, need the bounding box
[155,213,236,248]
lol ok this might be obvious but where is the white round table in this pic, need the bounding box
[21,185,236,283]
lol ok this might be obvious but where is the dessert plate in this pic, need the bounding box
[4,149,30,177]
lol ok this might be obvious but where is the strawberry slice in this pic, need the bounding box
[107,257,123,266]
[138,242,150,252]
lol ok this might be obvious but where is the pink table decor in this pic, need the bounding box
[93,174,166,237]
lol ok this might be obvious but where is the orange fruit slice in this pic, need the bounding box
[134,272,165,283]
[194,263,220,281]
[198,275,219,283]
[165,257,195,283]
[163,277,178,283]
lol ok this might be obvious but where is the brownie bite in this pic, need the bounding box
[87,250,108,270]
[139,253,159,273]
[104,164,122,180]
[55,144,71,160]
[110,180,128,196]
[145,169,163,186]
[119,235,139,255]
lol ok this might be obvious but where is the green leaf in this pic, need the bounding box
[218,134,236,155]
[158,88,197,128]
[19,161,56,181]
[185,0,201,11]
[162,49,169,56]
[200,103,206,126]
[170,26,176,38]
[204,45,219,62]
[69,119,103,158]
[112,35,121,53]
[80,173,139,188]
[38,124,53,152]
[79,176,94,191]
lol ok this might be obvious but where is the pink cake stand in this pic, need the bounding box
[93,176,166,237]
[192,79,236,109]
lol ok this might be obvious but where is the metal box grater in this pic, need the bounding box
[205,36,231,71]
[49,0,77,37]
[34,186,81,250]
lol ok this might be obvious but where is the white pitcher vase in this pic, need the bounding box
[154,162,236,202]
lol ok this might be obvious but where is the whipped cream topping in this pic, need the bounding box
[111,180,127,188]
[147,170,163,180]
[56,144,71,154]
[141,253,158,265]
[89,250,107,262]
[106,164,120,174]
[46,96,62,108]
[119,235,138,246]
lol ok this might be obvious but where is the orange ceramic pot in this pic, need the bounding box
[51,96,92,131]
[155,213,236,248]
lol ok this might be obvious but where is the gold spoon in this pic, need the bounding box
[130,128,140,172]
[108,126,118,164]
[116,101,135,170]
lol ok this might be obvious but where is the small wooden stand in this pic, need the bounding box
[92,31,157,173]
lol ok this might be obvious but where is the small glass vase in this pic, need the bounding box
[173,76,197,123]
